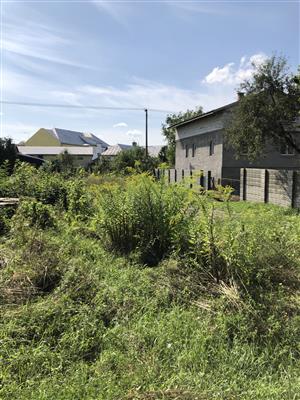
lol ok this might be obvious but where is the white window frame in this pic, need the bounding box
[280,143,295,156]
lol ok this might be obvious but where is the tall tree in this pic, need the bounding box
[225,55,300,160]
[162,106,203,166]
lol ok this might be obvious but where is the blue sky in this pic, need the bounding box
[1,0,299,145]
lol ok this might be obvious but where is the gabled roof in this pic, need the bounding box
[101,144,163,157]
[101,144,132,156]
[48,128,109,147]
[170,101,238,129]
[148,145,163,157]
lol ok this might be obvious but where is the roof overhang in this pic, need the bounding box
[170,101,237,129]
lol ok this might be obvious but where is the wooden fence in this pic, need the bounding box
[240,168,300,208]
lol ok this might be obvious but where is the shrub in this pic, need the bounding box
[95,174,199,265]
[0,229,63,304]
[13,199,56,229]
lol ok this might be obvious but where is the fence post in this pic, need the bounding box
[182,169,184,181]
[264,169,269,203]
[243,168,247,201]
[174,169,177,183]
[292,170,297,208]
[200,173,204,188]
[190,170,193,189]
[207,171,211,190]
[168,169,170,184]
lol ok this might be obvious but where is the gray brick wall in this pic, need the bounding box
[175,130,223,187]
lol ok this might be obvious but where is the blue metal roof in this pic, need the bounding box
[52,128,109,147]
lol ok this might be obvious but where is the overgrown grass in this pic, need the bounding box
[0,166,299,399]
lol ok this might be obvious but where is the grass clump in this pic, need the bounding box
[95,174,198,265]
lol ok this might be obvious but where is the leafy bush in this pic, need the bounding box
[13,199,56,229]
[0,163,92,221]
[95,174,198,265]
[0,205,16,235]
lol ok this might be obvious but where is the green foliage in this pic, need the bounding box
[0,138,17,174]
[0,206,16,235]
[95,174,198,265]
[0,229,63,304]
[225,55,300,159]
[161,107,203,166]
[91,156,114,174]
[13,199,56,229]
[92,146,159,175]
[40,150,75,174]
[0,162,92,218]
[112,146,158,174]
[0,168,299,399]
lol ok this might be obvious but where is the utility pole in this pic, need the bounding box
[145,108,148,158]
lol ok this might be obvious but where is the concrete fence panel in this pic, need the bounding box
[294,171,300,208]
[169,169,176,183]
[241,168,300,208]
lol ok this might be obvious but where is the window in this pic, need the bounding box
[241,144,248,155]
[280,142,295,156]
[209,140,214,156]
[185,144,188,158]
[192,144,196,157]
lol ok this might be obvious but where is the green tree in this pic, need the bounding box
[162,107,203,166]
[59,150,74,172]
[225,55,300,160]
[113,146,158,174]
[42,150,75,174]
[0,138,17,174]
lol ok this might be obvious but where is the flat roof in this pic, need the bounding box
[17,146,94,155]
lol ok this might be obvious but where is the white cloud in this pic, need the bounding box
[2,19,93,70]
[203,53,268,85]
[167,1,227,15]
[203,63,235,84]
[113,122,128,128]
[126,129,142,136]
[91,1,130,26]
[126,129,142,143]
[79,79,212,112]
[2,68,236,126]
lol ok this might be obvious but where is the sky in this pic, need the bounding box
[0,0,299,146]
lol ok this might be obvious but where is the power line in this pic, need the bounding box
[0,100,174,113]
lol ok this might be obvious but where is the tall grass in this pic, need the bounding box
[95,174,199,265]
[0,169,299,399]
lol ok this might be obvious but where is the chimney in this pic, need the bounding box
[237,91,245,101]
